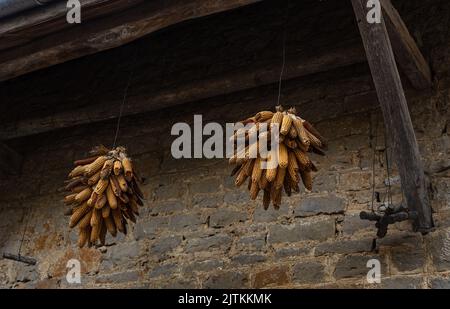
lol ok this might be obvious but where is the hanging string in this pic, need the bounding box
[17,198,32,258]
[384,130,393,206]
[276,0,289,106]
[370,113,379,213]
[112,49,139,148]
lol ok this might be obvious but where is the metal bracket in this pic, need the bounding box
[360,204,418,238]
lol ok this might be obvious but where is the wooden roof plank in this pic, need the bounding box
[381,0,432,89]
[0,41,366,140]
[0,0,262,82]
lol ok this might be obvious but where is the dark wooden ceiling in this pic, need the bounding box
[0,0,436,141]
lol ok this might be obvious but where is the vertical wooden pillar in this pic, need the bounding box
[351,0,433,232]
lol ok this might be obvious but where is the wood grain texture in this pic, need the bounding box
[0,0,261,82]
[381,0,432,89]
[0,0,144,51]
[0,42,366,140]
[351,0,433,232]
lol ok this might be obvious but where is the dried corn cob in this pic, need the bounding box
[293,148,312,171]
[280,114,293,135]
[95,194,107,209]
[235,166,248,187]
[255,111,274,122]
[69,202,90,228]
[274,167,286,190]
[278,143,288,168]
[94,178,109,195]
[69,165,85,178]
[250,181,259,200]
[130,199,139,215]
[287,152,300,183]
[116,175,128,192]
[102,204,111,218]
[87,192,98,207]
[122,157,133,182]
[64,146,145,247]
[293,118,310,148]
[88,171,101,186]
[106,185,118,209]
[100,159,114,180]
[113,160,122,175]
[229,105,325,210]
[84,156,107,177]
[71,185,88,194]
[78,227,90,248]
[90,217,102,243]
[304,120,327,147]
[79,210,93,229]
[74,187,92,203]
[112,208,125,233]
[258,170,269,190]
[65,177,86,191]
[64,193,77,205]
[270,111,284,128]
[104,216,117,237]
[300,169,313,191]
[289,126,297,139]
[251,158,262,183]
[110,176,121,196]
[90,209,101,227]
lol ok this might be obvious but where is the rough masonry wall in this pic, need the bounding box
[0,0,449,289]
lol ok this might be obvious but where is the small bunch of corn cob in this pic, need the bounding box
[230,106,327,209]
[63,145,144,248]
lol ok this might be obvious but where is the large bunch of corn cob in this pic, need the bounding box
[63,146,144,248]
[230,106,327,210]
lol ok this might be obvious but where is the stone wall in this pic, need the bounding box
[0,0,449,289]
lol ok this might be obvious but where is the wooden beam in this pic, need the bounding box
[0,0,144,51]
[351,0,433,232]
[0,143,23,176]
[0,42,366,140]
[0,0,261,82]
[381,0,432,89]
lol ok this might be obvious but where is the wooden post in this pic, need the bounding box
[351,0,433,232]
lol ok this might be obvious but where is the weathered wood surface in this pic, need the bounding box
[0,0,364,140]
[0,0,144,51]
[0,42,366,140]
[381,0,432,89]
[0,142,23,175]
[351,0,433,232]
[0,0,262,82]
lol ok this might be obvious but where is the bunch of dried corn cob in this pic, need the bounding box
[63,145,144,248]
[230,106,327,209]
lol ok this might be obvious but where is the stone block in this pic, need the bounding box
[294,194,346,217]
